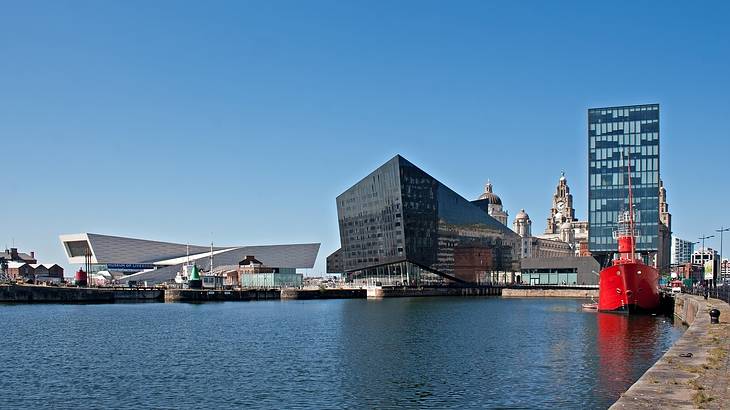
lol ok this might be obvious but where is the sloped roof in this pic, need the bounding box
[7,261,28,269]
[84,233,227,264]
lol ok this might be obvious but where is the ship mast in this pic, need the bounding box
[626,148,636,260]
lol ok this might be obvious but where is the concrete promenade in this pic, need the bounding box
[611,294,730,409]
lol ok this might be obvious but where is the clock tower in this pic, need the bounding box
[545,172,576,235]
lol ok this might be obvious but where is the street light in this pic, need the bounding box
[716,226,730,284]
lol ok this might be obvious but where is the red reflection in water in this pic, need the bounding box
[596,313,631,397]
[594,311,682,405]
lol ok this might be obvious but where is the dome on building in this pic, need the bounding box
[477,181,502,205]
[515,209,529,220]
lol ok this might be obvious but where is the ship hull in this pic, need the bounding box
[598,262,660,314]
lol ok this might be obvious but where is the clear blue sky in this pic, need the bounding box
[2,1,729,274]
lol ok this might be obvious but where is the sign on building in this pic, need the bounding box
[704,261,714,280]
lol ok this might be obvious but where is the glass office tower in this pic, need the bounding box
[588,104,660,266]
[330,155,520,286]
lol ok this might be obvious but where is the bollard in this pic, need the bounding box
[709,308,721,324]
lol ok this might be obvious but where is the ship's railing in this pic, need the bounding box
[616,210,636,224]
[612,228,638,239]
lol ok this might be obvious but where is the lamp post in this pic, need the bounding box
[716,227,730,286]
[699,235,715,288]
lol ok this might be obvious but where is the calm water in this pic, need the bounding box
[0,297,683,409]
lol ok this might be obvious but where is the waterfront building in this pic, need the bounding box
[657,180,672,273]
[325,248,343,274]
[472,181,509,225]
[671,236,695,265]
[691,247,721,283]
[512,209,574,259]
[3,261,63,283]
[722,259,730,281]
[5,262,34,280]
[235,255,303,288]
[30,264,64,282]
[538,172,589,255]
[327,155,521,286]
[1,248,37,264]
[588,104,661,267]
[519,256,600,286]
[59,233,319,285]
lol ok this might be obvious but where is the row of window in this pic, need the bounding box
[590,198,658,211]
[590,120,658,136]
[591,145,659,160]
[591,133,659,148]
[589,105,659,123]
[589,170,659,187]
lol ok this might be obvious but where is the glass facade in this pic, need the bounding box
[239,271,303,288]
[520,269,578,286]
[334,155,520,285]
[588,104,660,261]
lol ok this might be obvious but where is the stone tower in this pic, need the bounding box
[545,172,576,235]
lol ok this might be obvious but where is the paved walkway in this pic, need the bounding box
[611,295,730,409]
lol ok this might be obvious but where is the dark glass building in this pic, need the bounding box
[328,155,520,286]
[588,104,660,266]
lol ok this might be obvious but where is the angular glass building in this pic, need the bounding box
[328,155,520,286]
[588,104,660,266]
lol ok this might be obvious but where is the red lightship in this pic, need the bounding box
[597,153,660,314]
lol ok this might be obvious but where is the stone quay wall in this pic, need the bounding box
[611,294,730,409]
[164,288,280,302]
[366,286,501,299]
[280,288,366,300]
[0,284,163,303]
[501,287,599,298]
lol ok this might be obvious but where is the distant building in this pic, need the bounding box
[721,259,730,281]
[674,262,701,283]
[657,180,672,273]
[326,248,343,274]
[472,181,509,225]
[30,264,64,282]
[327,155,521,286]
[3,262,63,283]
[236,255,303,288]
[59,233,319,285]
[691,248,720,283]
[1,248,37,264]
[0,248,62,283]
[512,209,573,259]
[538,172,589,255]
[519,256,600,286]
[6,262,34,280]
[671,236,695,265]
[588,104,661,267]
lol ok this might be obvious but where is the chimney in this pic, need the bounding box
[30,251,35,260]
[10,248,18,260]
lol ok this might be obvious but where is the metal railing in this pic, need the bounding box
[685,286,730,305]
